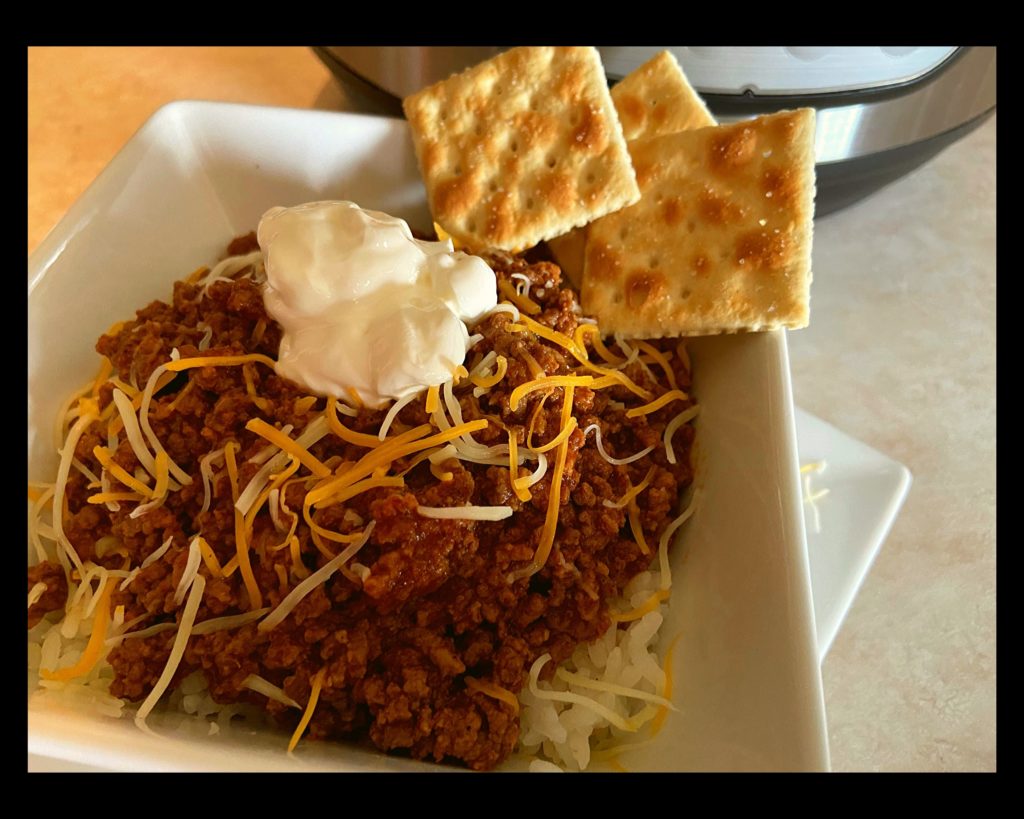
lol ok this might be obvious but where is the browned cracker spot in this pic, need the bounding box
[582,109,816,337]
[403,46,640,252]
[610,50,716,141]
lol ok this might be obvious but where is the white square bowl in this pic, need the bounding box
[28,101,830,772]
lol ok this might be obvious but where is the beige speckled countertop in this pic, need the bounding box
[28,46,997,772]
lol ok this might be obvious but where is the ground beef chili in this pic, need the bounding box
[29,235,695,771]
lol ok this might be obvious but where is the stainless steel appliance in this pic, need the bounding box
[314,46,996,217]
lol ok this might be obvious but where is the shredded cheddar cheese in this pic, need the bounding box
[627,502,651,556]
[497,280,541,314]
[246,418,331,478]
[625,389,690,419]
[574,324,625,366]
[39,578,114,682]
[509,375,594,412]
[224,442,263,610]
[163,353,278,373]
[465,677,520,713]
[92,446,154,498]
[632,340,678,391]
[509,386,573,581]
[288,668,326,754]
[469,355,507,390]
[507,429,531,502]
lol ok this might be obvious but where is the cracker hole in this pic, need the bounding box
[489,181,498,193]
[511,140,519,153]
[526,197,535,209]
[612,293,623,305]
[654,193,663,203]
[495,85,503,95]
[619,227,630,241]
[586,172,596,185]
[546,156,557,169]
[680,288,691,299]
[454,164,463,176]
[475,124,483,137]
[468,220,477,233]
[687,220,696,233]
[649,256,660,269]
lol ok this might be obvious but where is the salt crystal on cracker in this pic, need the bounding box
[403,46,639,252]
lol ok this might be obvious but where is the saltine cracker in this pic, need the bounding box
[581,109,816,336]
[403,46,639,253]
[610,50,716,141]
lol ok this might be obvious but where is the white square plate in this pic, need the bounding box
[28,101,830,772]
[796,409,912,661]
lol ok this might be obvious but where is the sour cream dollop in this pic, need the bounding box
[257,201,497,408]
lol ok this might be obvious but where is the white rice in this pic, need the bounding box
[516,568,671,771]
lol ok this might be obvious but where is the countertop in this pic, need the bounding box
[27,46,997,772]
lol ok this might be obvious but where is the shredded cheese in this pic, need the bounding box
[141,535,175,569]
[138,364,192,486]
[28,581,47,609]
[417,505,513,521]
[464,677,520,713]
[425,385,440,415]
[306,420,487,511]
[199,448,225,515]
[509,375,593,412]
[497,280,541,314]
[224,442,263,610]
[243,674,301,710]
[627,502,651,556]
[288,667,326,754]
[509,386,573,581]
[631,340,678,391]
[510,314,588,362]
[555,666,676,710]
[469,355,507,390]
[664,405,700,465]
[259,522,375,633]
[625,389,690,419]
[650,632,683,737]
[582,424,655,467]
[507,429,531,502]
[134,575,206,734]
[86,491,144,505]
[532,417,577,455]
[40,578,113,682]
[52,409,99,576]
[658,490,700,592]
[378,391,418,441]
[609,589,669,623]
[195,536,223,578]
[574,324,625,366]
[111,388,159,478]
[163,353,277,373]
[174,537,203,606]
[246,418,331,478]
[604,466,656,510]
